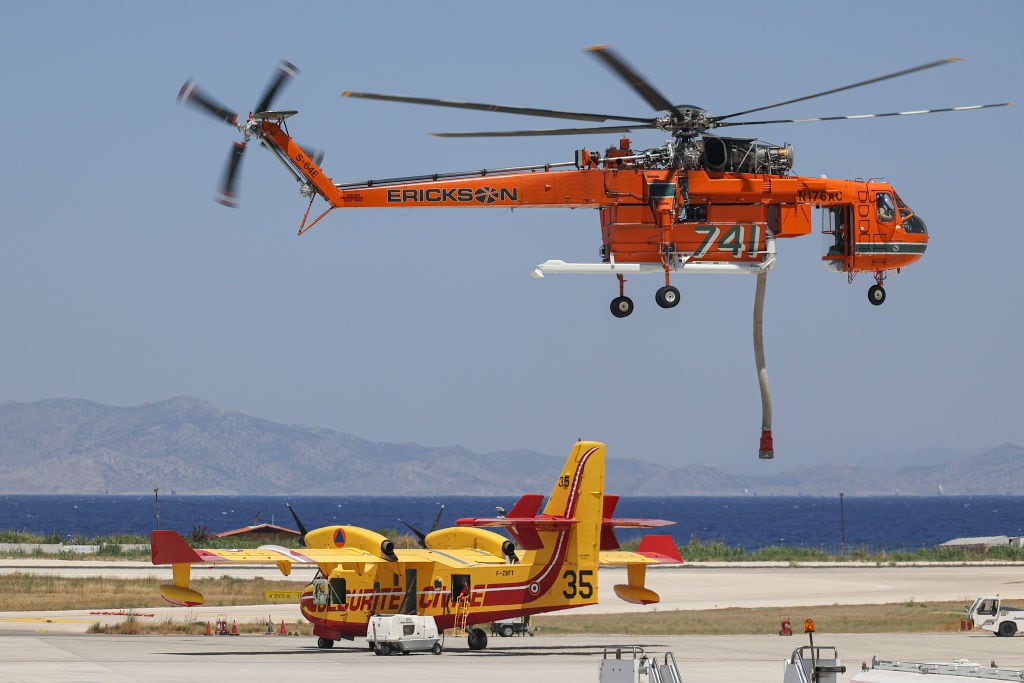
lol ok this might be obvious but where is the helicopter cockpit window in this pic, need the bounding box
[902,214,928,234]
[876,192,896,223]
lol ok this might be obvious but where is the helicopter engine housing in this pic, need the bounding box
[702,136,794,175]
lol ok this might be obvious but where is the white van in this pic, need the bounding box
[366,614,443,655]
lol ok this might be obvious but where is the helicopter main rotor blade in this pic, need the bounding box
[715,57,963,122]
[715,101,1014,129]
[432,123,656,138]
[255,60,299,115]
[178,80,239,126]
[342,91,652,124]
[216,141,246,207]
[586,45,676,113]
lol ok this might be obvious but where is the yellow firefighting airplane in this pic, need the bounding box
[150,440,681,650]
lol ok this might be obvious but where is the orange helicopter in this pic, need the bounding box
[178,49,1009,460]
[179,47,1010,314]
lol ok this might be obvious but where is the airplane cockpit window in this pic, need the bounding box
[876,192,896,222]
[329,577,347,605]
[312,578,330,606]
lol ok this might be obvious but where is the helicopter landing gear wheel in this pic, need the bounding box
[316,637,334,649]
[868,284,886,306]
[655,285,680,309]
[610,296,634,318]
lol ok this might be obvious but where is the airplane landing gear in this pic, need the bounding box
[467,627,488,651]
[655,285,680,309]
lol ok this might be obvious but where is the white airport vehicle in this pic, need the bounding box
[491,615,537,637]
[366,614,442,656]
[965,596,1024,637]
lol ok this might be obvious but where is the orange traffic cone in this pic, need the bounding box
[279,619,286,635]
[205,621,212,636]
[230,621,239,636]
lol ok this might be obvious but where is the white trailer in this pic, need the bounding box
[965,596,1024,637]
[781,634,1024,682]
[853,656,1024,681]
[366,614,442,656]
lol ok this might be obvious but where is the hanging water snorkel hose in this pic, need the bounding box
[754,271,774,459]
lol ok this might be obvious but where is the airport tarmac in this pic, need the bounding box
[2,562,1024,681]
[3,631,1024,682]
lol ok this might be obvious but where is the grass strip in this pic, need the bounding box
[0,574,973,635]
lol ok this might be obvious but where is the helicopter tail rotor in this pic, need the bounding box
[178,60,299,207]
[177,80,239,126]
[216,141,246,207]
[255,61,299,116]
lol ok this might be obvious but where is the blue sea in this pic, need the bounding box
[2,495,1022,553]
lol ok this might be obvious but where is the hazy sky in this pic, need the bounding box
[2,1,1020,474]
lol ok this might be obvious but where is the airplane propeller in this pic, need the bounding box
[285,502,310,547]
[178,60,299,207]
[343,46,1012,141]
[398,503,445,548]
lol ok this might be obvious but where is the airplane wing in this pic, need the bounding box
[152,530,512,569]
[151,530,388,567]
[391,547,512,566]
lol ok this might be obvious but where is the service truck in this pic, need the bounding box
[965,596,1024,637]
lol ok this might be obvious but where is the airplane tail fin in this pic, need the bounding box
[456,440,606,560]
[456,440,673,554]
[541,440,606,565]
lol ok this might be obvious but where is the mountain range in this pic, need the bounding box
[0,396,1019,496]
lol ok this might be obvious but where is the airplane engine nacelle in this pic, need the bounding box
[703,135,794,175]
[305,525,399,562]
[425,527,518,562]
